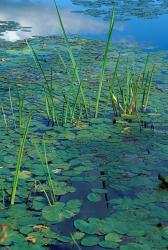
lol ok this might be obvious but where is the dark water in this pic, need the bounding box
[0,0,168,50]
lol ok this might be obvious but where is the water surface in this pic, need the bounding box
[0,0,168,50]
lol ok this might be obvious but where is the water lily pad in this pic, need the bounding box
[74,219,97,234]
[81,236,100,246]
[87,193,101,202]
[72,232,85,240]
[20,226,33,235]
[99,240,119,248]
[42,202,65,223]
[105,232,122,242]
[66,199,82,209]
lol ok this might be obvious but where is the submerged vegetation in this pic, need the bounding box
[0,1,168,250]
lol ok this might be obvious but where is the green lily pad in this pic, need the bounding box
[99,240,119,248]
[20,226,33,235]
[66,199,82,209]
[81,236,100,246]
[74,219,97,234]
[56,235,71,243]
[105,232,122,242]
[42,202,65,223]
[87,193,101,202]
[72,232,85,240]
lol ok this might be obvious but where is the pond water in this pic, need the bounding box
[1,0,168,49]
[0,1,168,250]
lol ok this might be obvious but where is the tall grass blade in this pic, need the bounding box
[95,9,115,118]
[26,40,58,125]
[143,65,155,112]
[33,140,56,205]
[53,0,88,119]
[1,106,8,130]
[9,88,16,129]
[11,115,31,205]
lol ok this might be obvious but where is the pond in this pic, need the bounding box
[0,1,168,250]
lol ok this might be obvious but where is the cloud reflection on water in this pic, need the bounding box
[0,0,111,41]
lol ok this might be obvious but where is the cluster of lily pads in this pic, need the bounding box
[71,0,168,20]
[0,114,168,249]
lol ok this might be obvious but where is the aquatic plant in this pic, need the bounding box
[95,9,115,118]
[0,178,5,208]
[109,56,155,116]
[26,40,59,126]
[1,105,8,131]
[11,115,31,205]
[33,139,56,205]
[17,94,25,127]
[8,88,16,129]
[25,3,154,125]
[53,0,88,121]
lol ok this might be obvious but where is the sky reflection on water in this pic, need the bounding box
[0,0,168,50]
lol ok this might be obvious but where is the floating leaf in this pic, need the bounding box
[81,236,100,246]
[105,232,122,242]
[87,193,101,202]
[99,240,119,248]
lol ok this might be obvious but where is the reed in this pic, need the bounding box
[95,9,115,119]
[109,57,155,116]
[26,40,59,125]
[8,88,16,129]
[26,4,154,123]
[11,115,31,205]
[37,180,53,207]
[1,106,8,131]
[33,139,56,205]
[0,179,5,208]
[53,0,88,120]
[18,95,25,127]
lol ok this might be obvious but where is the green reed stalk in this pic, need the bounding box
[26,40,59,125]
[62,95,68,124]
[11,115,31,205]
[62,92,73,123]
[45,95,51,121]
[58,54,75,86]
[0,179,5,208]
[109,86,118,117]
[129,74,141,114]
[1,105,8,130]
[53,0,88,119]
[9,88,16,129]
[18,96,25,127]
[34,140,56,205]
[143,65,155,112]
[95,9,115,119]
[141,55,149,87]
[37,180,52,206]
[26,40,50,91]
[70,233,82,250]
[109,54,122,116]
